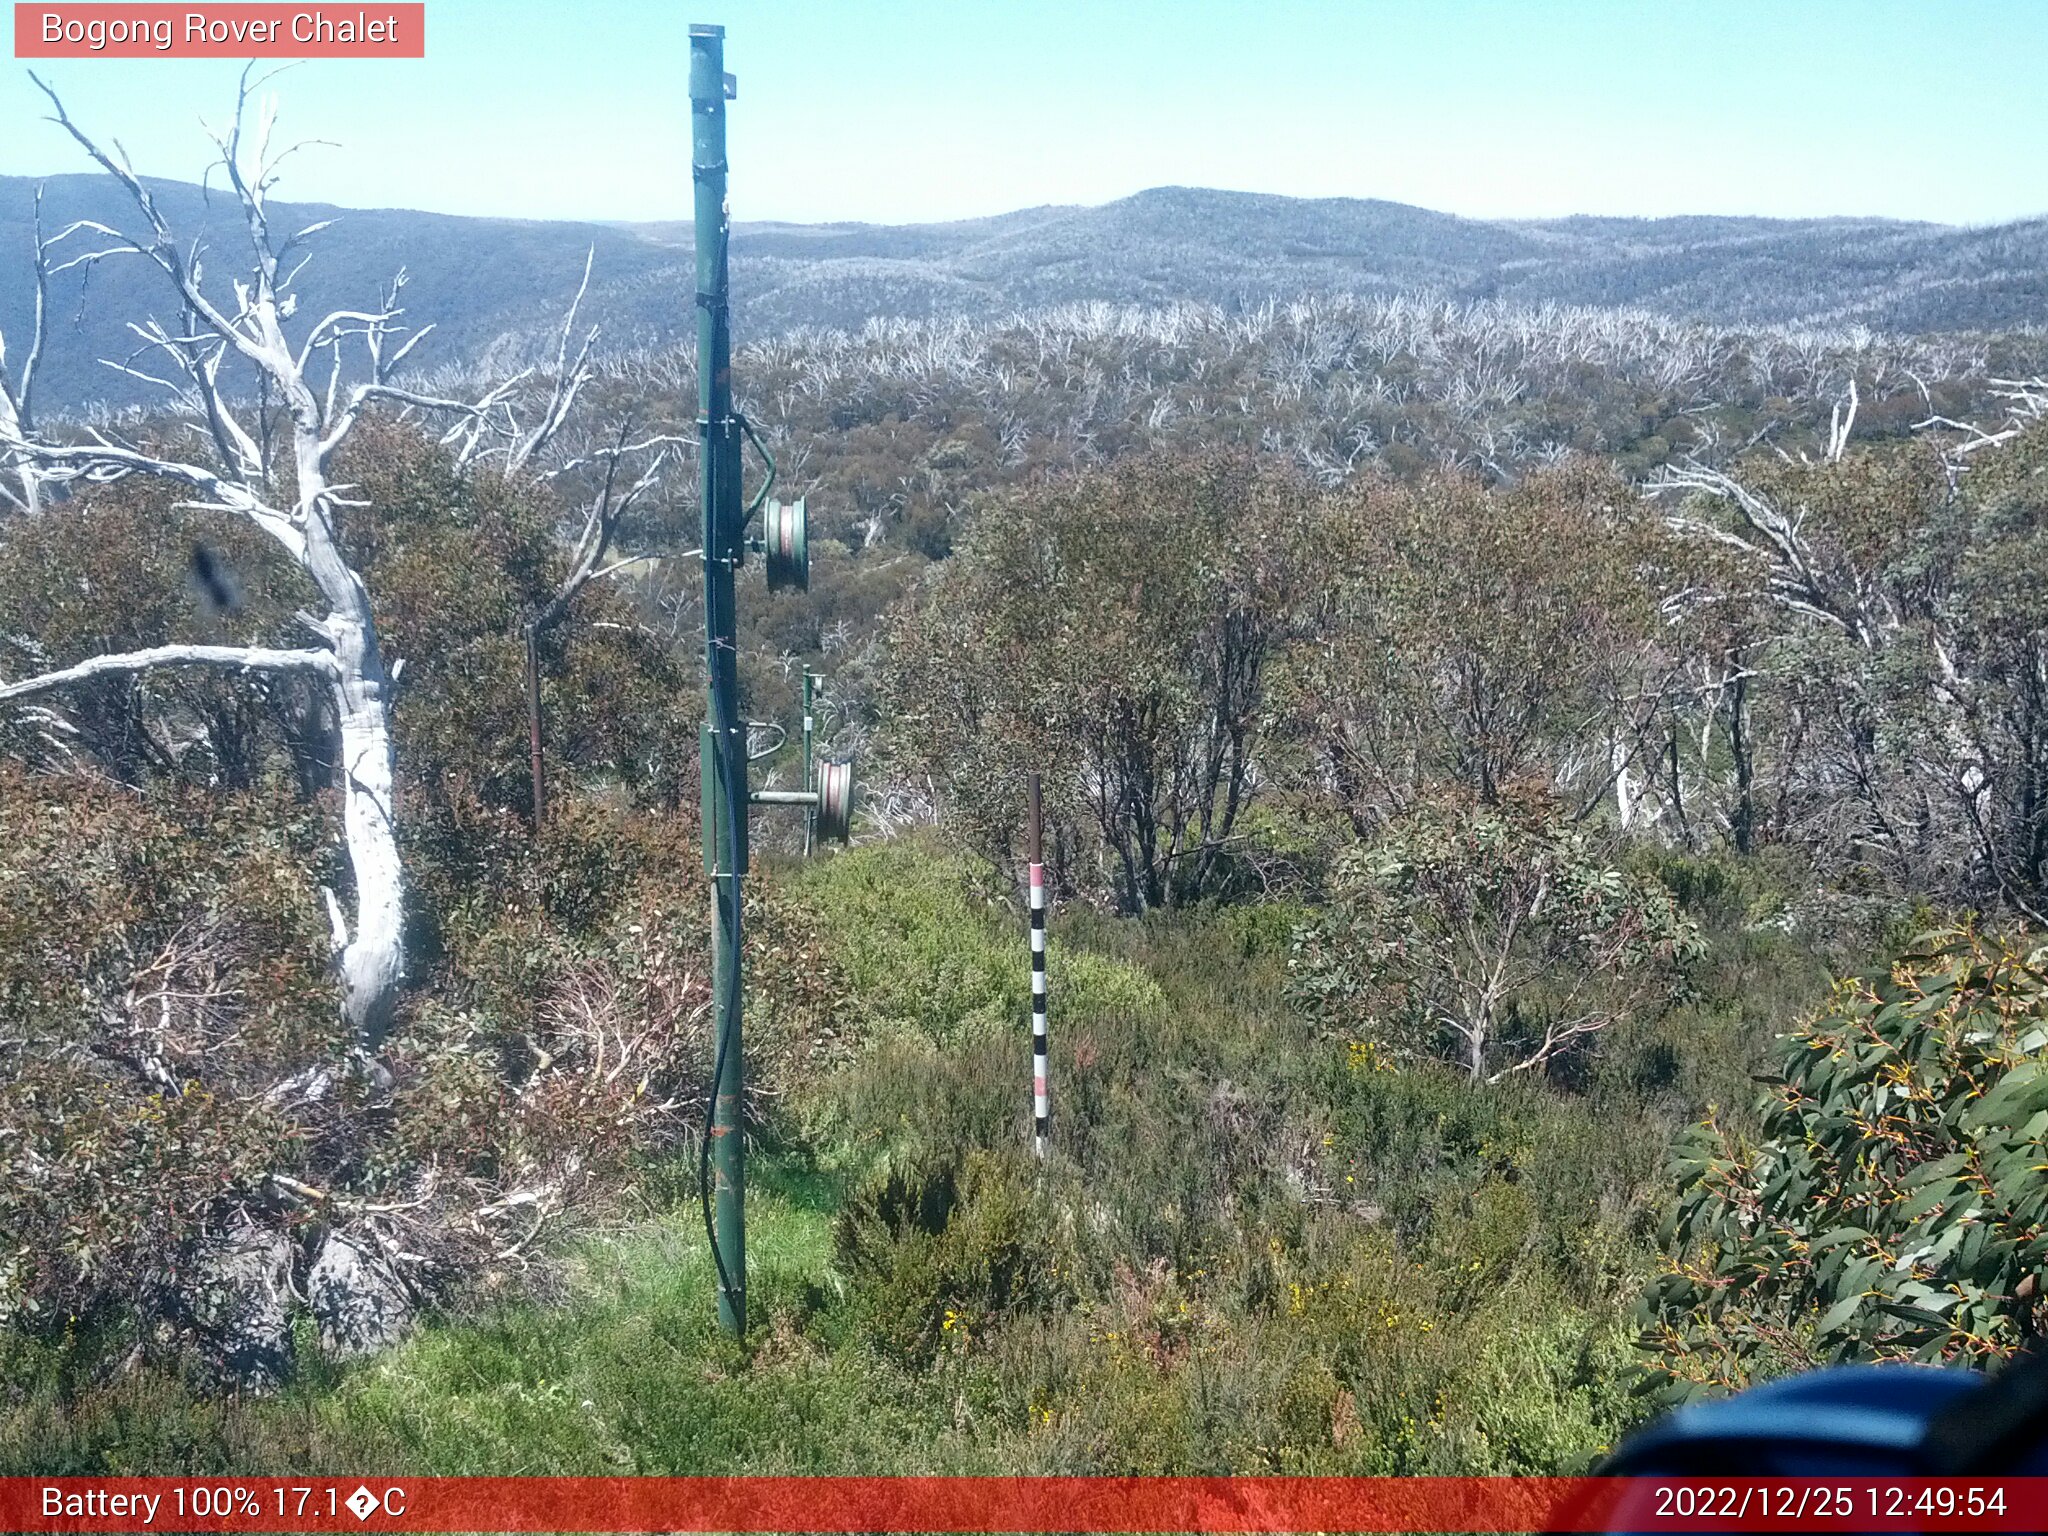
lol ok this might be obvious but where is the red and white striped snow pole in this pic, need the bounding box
[1028,772,1049,1158]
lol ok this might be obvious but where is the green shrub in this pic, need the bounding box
[834,1150,1077,1368]
[1637,926,2048,1402]
[1291,785,1701,1081]
[791,839,1018,1047]
[0,769,341,1356]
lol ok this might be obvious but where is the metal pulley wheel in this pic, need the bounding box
[814,756,855,844]
[761,496,809,592]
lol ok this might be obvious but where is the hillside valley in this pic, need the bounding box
[5,174,2046,412]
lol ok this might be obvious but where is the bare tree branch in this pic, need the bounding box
[31,72,288,390]
[505,246,598,477]
[5,74,413,1049]
[532,419,673,635]
[1650,459,1872,645]
[0,644,339,704]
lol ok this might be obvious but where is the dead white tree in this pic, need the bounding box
[1825,377,1859,464]
[0,70,585,1051]
[0,185,48,516]
[1651,458,1889,650]
[1650,441,2048,921]
[1914,375,2048,462]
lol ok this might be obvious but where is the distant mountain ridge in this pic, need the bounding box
[4,176,2045,411]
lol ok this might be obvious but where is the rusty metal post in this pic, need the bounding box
[525,623,546,829]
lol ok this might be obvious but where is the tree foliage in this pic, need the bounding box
[1290,787,1702,1081]
[880,450,1320,912]
[1282,461,1676,831]
[1656,424,2048,916]
[1638,927,2048,1402]
[0,421,695,816]
[0,767,342,1353]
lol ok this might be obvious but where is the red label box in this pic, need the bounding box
[14,4,425,57]
[6,1476,2048,1533]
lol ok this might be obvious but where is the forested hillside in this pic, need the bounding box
[7,90,2048,1480]
[7,172,2048,412]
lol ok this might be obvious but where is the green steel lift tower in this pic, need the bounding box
[690,23,852,1337]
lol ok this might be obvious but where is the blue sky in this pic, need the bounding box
[1,0,2041,227]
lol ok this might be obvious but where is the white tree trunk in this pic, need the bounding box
[1612,738,1637,831]
[330,619,405,1046]
[293,379,408,1044]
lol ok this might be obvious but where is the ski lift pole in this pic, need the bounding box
[691,21,746,1338]
[1028,773,1049,1157]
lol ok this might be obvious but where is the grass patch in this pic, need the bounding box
[4,833,1846,1478]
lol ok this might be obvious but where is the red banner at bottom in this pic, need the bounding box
[5,1476,2045,1532]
